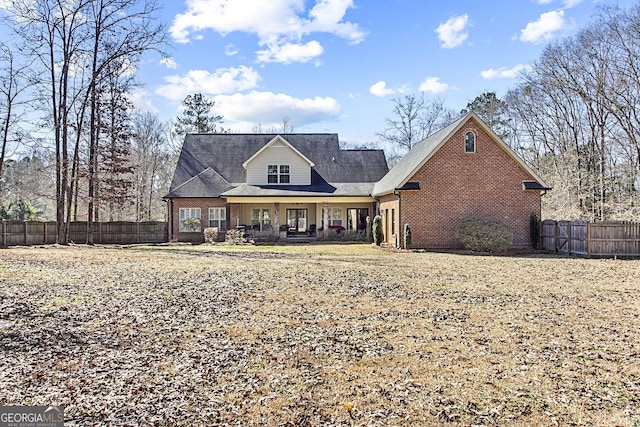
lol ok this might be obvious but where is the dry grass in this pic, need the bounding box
[0,244,639,426]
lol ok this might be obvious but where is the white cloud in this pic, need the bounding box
[419,77,450,93]
[159,57,178,70]
[520,10,566,43]
[305,0,366,43]
[213,90,341,127]
[562,0,583,8]
[225,44,239,56]
[155,66,261,101]
[435,14,470,49]
[256,40,324,64]
[534,0,554,4]
[369,81,395,97]
[170,0,365,64]
[480,64,532,79]
[129,88,160,115]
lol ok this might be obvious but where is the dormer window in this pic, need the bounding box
[267,164,290,184]
[465,131,476,153]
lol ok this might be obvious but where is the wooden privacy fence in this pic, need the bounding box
[541,219,640,257]
[1,221,168,246]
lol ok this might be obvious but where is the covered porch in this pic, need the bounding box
[224,196,375,240]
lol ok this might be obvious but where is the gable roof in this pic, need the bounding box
[167,133,388,198]
[372,112,548,196]
[242,135,315,168]
[165,167,233,198]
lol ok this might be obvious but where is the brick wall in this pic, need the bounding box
[169,198,227,242]
[399,118,541,249]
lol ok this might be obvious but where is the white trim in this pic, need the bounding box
[178,207,201,232]
[242,135,315,169]
[464,130,476,153]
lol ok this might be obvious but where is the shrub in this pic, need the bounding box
[322,229,367,241]
[404,223,412,249]
[455,217,513,253]
[182,217,201,232]
[529,213,540,249]
[203,227,219,244]
[225,229,252,245]
[372,215,383,246]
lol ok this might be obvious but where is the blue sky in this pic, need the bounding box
[132,0,633,144]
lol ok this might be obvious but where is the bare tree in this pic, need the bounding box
[281,116,295,133]
[6,0,165,242]
[131,111,173,221]
[0,44,31,195]
[8,0,94,243]
[85,0,165,243]
[504,4,640,220]
[377,94,458,163]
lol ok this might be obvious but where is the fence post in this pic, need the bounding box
[554,220,558,252]
[586,222,591,258]
[1,220,5,246]
[98,222,102,244]
[23,220,28,245]
[137,222,141,243]
[567,221,572,255]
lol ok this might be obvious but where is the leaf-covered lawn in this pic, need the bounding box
[1,245,639,426]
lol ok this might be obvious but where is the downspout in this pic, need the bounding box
[168,198,174,241]
[394,190,401,249]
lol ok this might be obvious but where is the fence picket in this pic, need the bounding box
[0,221,167,246]
[541,219,640,257]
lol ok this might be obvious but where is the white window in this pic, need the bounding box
[267,165,278,183]
[208,207,226,231]
[328,207,343,226]
[465,131,476,153]
[251,208,271,231]
[279,165,290,183]
[179,208,201,232]
[267,164,290,184]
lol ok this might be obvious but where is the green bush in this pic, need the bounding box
[372,215,383,246]
[403,223,412,249]
[455,217,513,252]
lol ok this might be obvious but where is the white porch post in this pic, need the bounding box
[322,202,329,233]
[274,202,280,236]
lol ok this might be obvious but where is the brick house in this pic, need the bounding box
[372,111,550,249]
[165,134,388,242]
[165,112,549,248]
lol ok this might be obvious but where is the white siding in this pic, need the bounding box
[246,146,311,185]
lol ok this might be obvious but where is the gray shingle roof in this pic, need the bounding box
[167,134,388,198]
[166,167,233,198]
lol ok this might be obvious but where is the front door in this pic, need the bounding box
[286,209,307,235]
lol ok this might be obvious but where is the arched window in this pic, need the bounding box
[464,131,476,153]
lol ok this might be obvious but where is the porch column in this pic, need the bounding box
[274,202,280,236]
[322,202,329,232]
